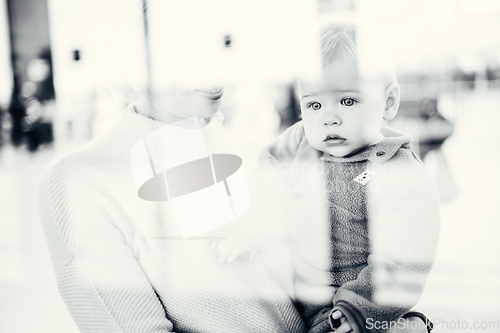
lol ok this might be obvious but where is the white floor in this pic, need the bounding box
[0,88,499,332]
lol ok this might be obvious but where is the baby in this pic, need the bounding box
[212,25,440,333]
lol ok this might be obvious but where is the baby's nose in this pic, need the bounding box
[323,111,341,126]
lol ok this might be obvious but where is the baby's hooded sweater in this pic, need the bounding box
[244,121,441,333]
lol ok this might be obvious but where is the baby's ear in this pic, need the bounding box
[383,83,400,121]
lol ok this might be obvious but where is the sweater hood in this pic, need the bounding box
[320,124,413,163]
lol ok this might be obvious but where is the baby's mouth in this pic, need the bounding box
[324,135,346,145]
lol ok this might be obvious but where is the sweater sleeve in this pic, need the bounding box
[331,173,441,333]
[38,162,175,333]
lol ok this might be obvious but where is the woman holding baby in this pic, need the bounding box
[38,4,437,331]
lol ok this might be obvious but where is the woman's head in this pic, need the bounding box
[139,2,225,123]
[141,84,225,124]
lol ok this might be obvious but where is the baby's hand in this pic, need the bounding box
[209,238,256,264]
[330,310,352,333]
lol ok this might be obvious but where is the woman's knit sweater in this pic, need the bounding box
[38,105,307,333]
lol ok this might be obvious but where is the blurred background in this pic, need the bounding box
[1,0,499,332]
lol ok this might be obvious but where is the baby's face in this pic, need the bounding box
[298,58,388,157]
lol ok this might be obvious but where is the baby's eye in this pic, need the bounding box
[340,98,357,107]
[307,102,322,110]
